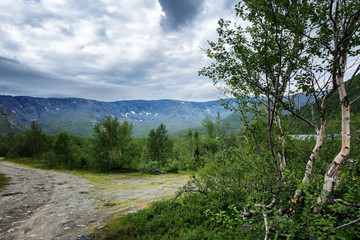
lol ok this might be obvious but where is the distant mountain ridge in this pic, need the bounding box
[0,95,231,137]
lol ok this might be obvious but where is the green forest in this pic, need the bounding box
[1,1,360,239]
[0,112,238,173]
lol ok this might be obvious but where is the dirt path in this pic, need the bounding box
[0,160,190,240]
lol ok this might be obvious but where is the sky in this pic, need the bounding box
[0,0,240,102]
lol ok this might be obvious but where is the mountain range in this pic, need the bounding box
[0,95,232,137]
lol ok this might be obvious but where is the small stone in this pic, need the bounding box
[96,226,105,230]
[64,227,70,230]
[8,228,15,233]
[72,235,92,240]
[125,208,142,215]
[104,201,116,206]
[89,219,97,223]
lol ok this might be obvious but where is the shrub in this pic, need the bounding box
[164,161,179,173]
[42,151,58,168]
[139,161,159,173]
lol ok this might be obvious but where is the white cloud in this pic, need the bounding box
[0,0,239,101]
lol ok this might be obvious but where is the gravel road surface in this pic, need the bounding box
[0,160,189,240]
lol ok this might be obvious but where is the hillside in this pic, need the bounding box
[285,77,360,134]
[0,95,231,137]
[0,104,26,133]
[221,93,314,131]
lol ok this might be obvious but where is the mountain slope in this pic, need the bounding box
[0,95,231,137]
[0,104,26,133]
[285,77,360,134]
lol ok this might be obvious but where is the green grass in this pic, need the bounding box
[88,194,237,240]
[0,173,8,191]
[5,157,46,169]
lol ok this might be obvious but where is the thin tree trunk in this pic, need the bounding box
[317,51,350,206]
[274,34,301,169]
[274,113,286,168]
[293,120,326,201]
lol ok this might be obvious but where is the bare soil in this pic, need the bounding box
[0,159,190,240]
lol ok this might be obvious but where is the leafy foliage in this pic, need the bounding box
[24,120,48,157]
[93,116,135,171]
[146,124,173,166]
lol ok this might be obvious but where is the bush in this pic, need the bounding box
[42,151,58,168]
[110,196,220,240]
[139,161,159,173]
[0,173,8,191]
[164,161,179,173]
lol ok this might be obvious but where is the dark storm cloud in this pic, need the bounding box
[158,0,205,30]
[0,57,44,79]
[0,56,82,96]
[0,56,141,100]
[0,56,64,96]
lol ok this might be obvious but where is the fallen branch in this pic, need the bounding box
[1,192,23,197]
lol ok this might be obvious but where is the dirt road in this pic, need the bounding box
[0,160,190,240]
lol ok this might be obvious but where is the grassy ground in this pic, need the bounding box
[4,157,48,170]
[0,173,7,191]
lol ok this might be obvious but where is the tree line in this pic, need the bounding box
[0,113,236,173]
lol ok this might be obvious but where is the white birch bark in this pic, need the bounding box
[317,50,350,205]
[293,120,327,201]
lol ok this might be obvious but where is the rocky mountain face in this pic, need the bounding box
[0,95,231,137]
[0,104,26,133]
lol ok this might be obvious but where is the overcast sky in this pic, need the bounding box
[0,0,239,102]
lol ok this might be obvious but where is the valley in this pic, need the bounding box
[0,95,232,137]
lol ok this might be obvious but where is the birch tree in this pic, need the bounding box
[147,124,173,166]
[307,0,360,206]
[199,0,310,208]
[93,116,134,170]
[201,0,360,207]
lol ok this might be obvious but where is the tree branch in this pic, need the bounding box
[232,67,317,129]
[334,217,360,231]
[346,62,360,88]
[263,211,269,240]
[173,188,206,200]
[351,95,360,105]
[333,198,360,207]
